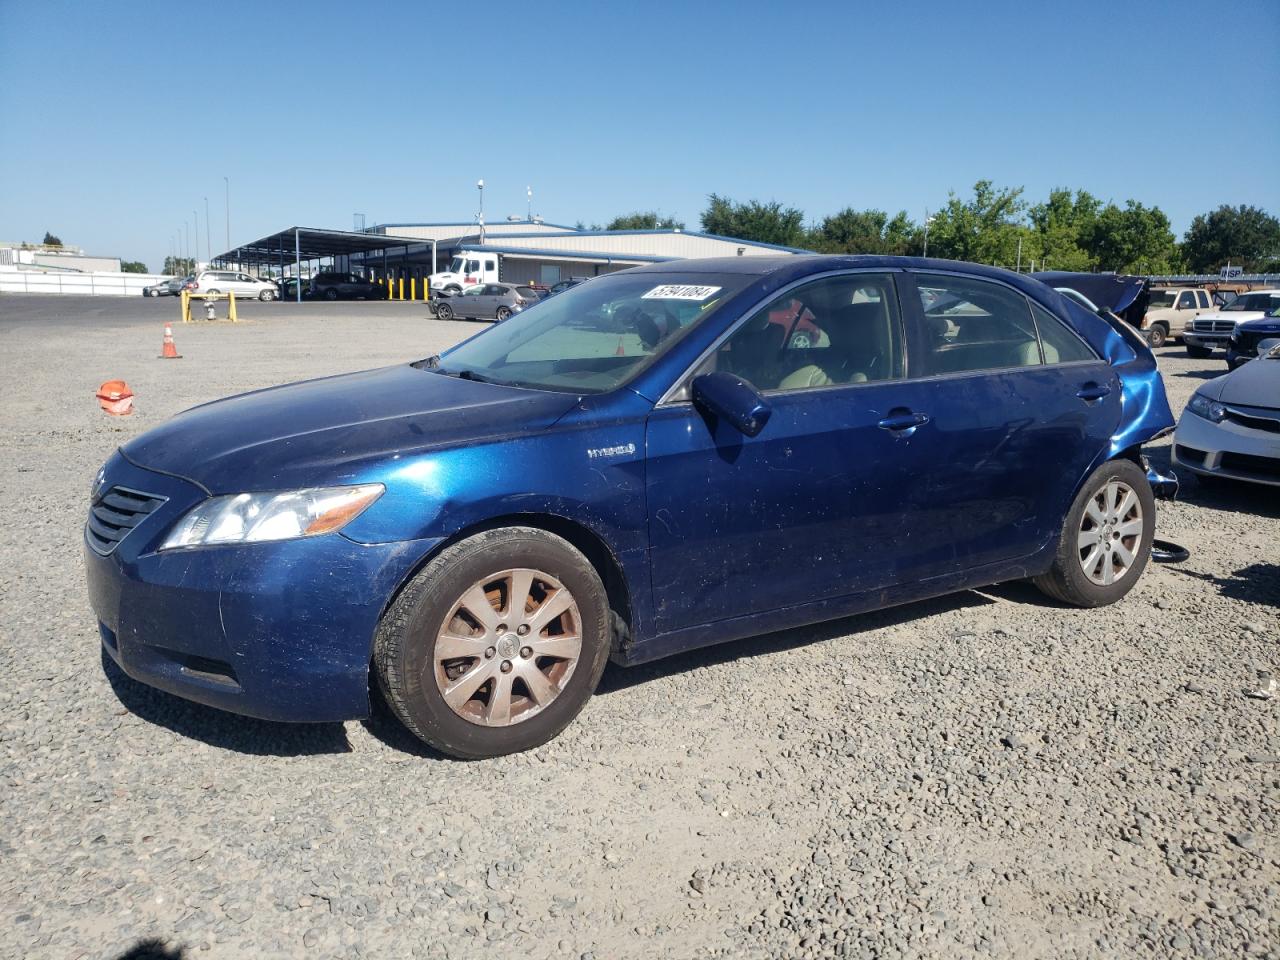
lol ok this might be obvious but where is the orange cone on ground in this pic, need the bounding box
[159,322,182,359]
[615,336,625,357]
[96,380,134,416]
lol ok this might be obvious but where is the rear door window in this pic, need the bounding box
[1196,290,1211,308]
[912,275,1042,375]
[1030,302,1097,363]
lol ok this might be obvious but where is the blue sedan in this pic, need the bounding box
[85,256,1176,758]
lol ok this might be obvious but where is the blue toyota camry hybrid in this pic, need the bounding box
[86,256,1177,758]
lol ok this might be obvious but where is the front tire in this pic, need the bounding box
[435,302,454,320]
[148,288,160,298]
[1186,344,1212,359]
[259,290,275,301]
[1034,459,1155,608]
[374,527,611,759]
[1146,323,1168,348]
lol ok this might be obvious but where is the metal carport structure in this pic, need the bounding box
[211,226,434,302]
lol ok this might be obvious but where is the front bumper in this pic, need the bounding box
[1172,409,1280,487]
[86,452,441,722]
[1185,333,1229,350]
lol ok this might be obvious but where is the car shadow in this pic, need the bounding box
[358,683,453,760]
[1173,367,1229,381]
[101,648,352,757]
[596,590,997,696]
[112,940,186,960]
[1166,562,1280,608]
[1177,474,1280,520]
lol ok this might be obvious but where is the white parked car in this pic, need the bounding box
[191,269,279,301]
[1173,341,1280,487]
[1142,286,1212,347]
[1183,289,1280,359]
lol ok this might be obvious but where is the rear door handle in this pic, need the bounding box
[1076,384,1112,402]
[878,411,931,433]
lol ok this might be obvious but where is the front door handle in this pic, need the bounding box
[878,411,931,433]
[1076,383,1112,402]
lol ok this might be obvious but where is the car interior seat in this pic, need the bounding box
[778,301,883,389]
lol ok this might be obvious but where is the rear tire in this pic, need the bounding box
[496,306,511,322]
[435,302,454,320]
[324,288,339,301]
[1033,458,1155,608]
[1186,344,1212,359]
[374,527,611,759]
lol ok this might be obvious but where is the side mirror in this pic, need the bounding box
[692,371,772,438]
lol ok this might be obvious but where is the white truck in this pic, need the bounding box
[1141,286,1213,347]
[428,251,500,294]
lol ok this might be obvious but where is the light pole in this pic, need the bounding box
[922,211,936,259]
[477,179,485,244]
[223,176,231,252]
[184,221,189,267]
[527,185,532,222]
[204,197,211,263]
[193,209,200,266]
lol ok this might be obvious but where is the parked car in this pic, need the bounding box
[1032,272,1161,343]
[547,277,592,297]
[276,277,306,301]
[191,270,278,301]
[432,282,539,322]
[1173,340,1280,486]
[1226,305,1280,368]
[1183,290,1280,359]
[311,272,384,301]
[1141,287,1212,347]
[84,256,1176,759]
[142,277,188,298]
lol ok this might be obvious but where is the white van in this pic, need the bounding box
[192,270,278,301]
[428,251,500,294]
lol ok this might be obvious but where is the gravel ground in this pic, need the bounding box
[1,294,1276,960]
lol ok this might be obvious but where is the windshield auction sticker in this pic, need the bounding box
[641,284,722,301]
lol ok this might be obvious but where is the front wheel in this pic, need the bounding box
[1034,458,1155,608]
[435,302,454,320]
[147,288,160,298]
[259,290,275,301]
[374,527,611,759]
[1186,344,1212,359]
[1145,324,1168,348]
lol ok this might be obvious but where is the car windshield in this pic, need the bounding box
[448,257,464,273]
[1224,293,1278,311]
[432,271,752,393]
[1147,290,1177,309]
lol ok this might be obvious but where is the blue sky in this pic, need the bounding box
[2,0,1277,272]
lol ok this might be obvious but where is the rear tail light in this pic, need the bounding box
[515,298,527,306]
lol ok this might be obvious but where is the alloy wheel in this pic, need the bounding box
[1077,479,1144,586]
[432,568,582,727]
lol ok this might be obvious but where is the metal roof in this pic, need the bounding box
[213,226,427,266]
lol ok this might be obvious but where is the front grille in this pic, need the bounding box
[87,486,166,555]
[1234,329,1280,353]
[1224,406,1280,435]
[1220,451,1280,479]
[1193,319,1235,334]
[1175,444,1208,467]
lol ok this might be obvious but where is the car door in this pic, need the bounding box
[645,271,936,633]
[895,271,1123,579]
[457,286,488,318]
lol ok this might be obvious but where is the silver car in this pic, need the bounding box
[1173,341,1280,487]
[192,269,279,301]
[432,283,538,322]
[142,277,187,297]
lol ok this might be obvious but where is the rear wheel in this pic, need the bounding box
[435,302,454,320]
[495,306,512,322]
[207,288,221,295]
[1186,344,1212,359]
[374,527,611,759]
[1034,459,1154,607]
[1146,323,1168,348]
[324,288,339,301]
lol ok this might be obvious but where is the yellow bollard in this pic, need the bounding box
[398,277,405,301]
[410,277,416,301]
[228,291,238,322]
[181,289,190,323]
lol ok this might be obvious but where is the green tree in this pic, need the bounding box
[1089,200,1180,274]
[808,208,917,255]
[700,194,807,248]
[923,181,1031,267]
[121,260,148,273]
[42,232,62,247]
[163,256,195,276]
[1028,189,1100,271]
[605,211,685,231]
[1181,204,1280,273]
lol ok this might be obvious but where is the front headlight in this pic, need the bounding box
[1186,393,1226,423]
[1183,320,1194,331]
[159,483,383,551]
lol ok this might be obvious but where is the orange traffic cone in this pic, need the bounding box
[615,336,625,357]
[160,322,182,359]
[96,380,134,416]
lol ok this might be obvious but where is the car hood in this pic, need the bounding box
[1237,315,1280,333]
[1199,309,1263,323]
[121,364,581,493]
[1211,355,1280,406]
